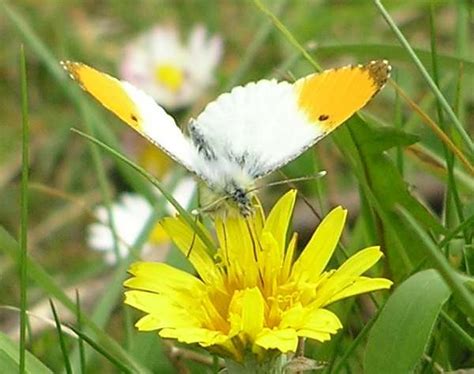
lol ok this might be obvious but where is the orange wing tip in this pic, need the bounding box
[294,60,392,132]
[60,60,86,87]
[363,59,391,90]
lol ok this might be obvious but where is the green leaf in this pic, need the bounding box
[129,332,174,373]
[354,122,418,155]
[0,332,52,374]
[332,117,446,280]
[345,117,444,236]
[364,269,451,374]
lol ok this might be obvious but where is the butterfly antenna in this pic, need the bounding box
[246,171,327,194]
[191,195,230,217]
[275,170,324,221]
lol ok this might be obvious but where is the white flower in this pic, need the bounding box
[87,178,196,265]
[120,24,223,109]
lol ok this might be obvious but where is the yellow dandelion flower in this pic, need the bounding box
[124,190,392,363]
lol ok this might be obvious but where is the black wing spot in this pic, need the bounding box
[130,114,138,122]
[318,114,329,121]
[188,119,216,161]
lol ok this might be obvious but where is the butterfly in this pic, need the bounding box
[62,60,391,216]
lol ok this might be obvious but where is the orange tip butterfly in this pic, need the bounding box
[61,60,391,216]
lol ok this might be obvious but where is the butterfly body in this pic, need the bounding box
[62,60,391,216]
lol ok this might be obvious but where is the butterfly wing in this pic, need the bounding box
[193,60,391,178]
[61,61,199,174]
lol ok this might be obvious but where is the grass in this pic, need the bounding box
[19,44,29,374]
[0,0,473,372]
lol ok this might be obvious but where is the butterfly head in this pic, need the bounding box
[227,184,254,217]
[197,180,256,218]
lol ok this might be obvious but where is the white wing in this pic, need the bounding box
[61,61,200,174]
[192,79,321,179]
[63,61,390,194]
[192,60,391,180]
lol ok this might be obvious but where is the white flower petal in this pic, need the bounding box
[119,23,223,109]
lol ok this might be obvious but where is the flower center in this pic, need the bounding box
[154,64,184,92]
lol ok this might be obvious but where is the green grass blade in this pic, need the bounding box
[390,81,474,177]
[19,44,29,374]
[0,226,150,373]
[405,144,473,193]
[71,128,217,253]
[439,214,474,249]
[3,0,128,265]
[225,0,287,89]
[372,0,474,155]
[75,291,86,374]
[67,206,163,369]
[439,311,474,351]
[393,72,404,174]
[1,1,153,200]
[253,0,321,72]
[79,107,121,263]
[330,313,377,373]
[313,43,474,74]
[455,1,469,125]
[429,2,466,241]
[66,172,186,370]
[399,207,474,319]
[66,325,133,374]
[48,300,72,374]
[0,332,52,374]
[365,270,451,374]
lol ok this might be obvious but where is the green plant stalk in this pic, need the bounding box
[330,312,378,374]
[225,0,288,90]
[346,126,415,274]
[455,1,468,125]
[267,50,304,80]
[79,106,121,262]
[390,81,474,176]
[403,144,473,193]
[19,44,29,374]
[72,128,217,253]
[66,325,133,374]
[253,0,322,72]
[309,43,474,74]
[399,208,474,319]
[439,214,474,249]
[49,300,73,374]
[75,290,86,374]
[123,307,134,352]
[439,311,474,351]
[429,3,466,244]
[372,0,474,155]
[310,150,328,215]
[454,1,473,251]
[402,76,447,132]
[393,71,404,175]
